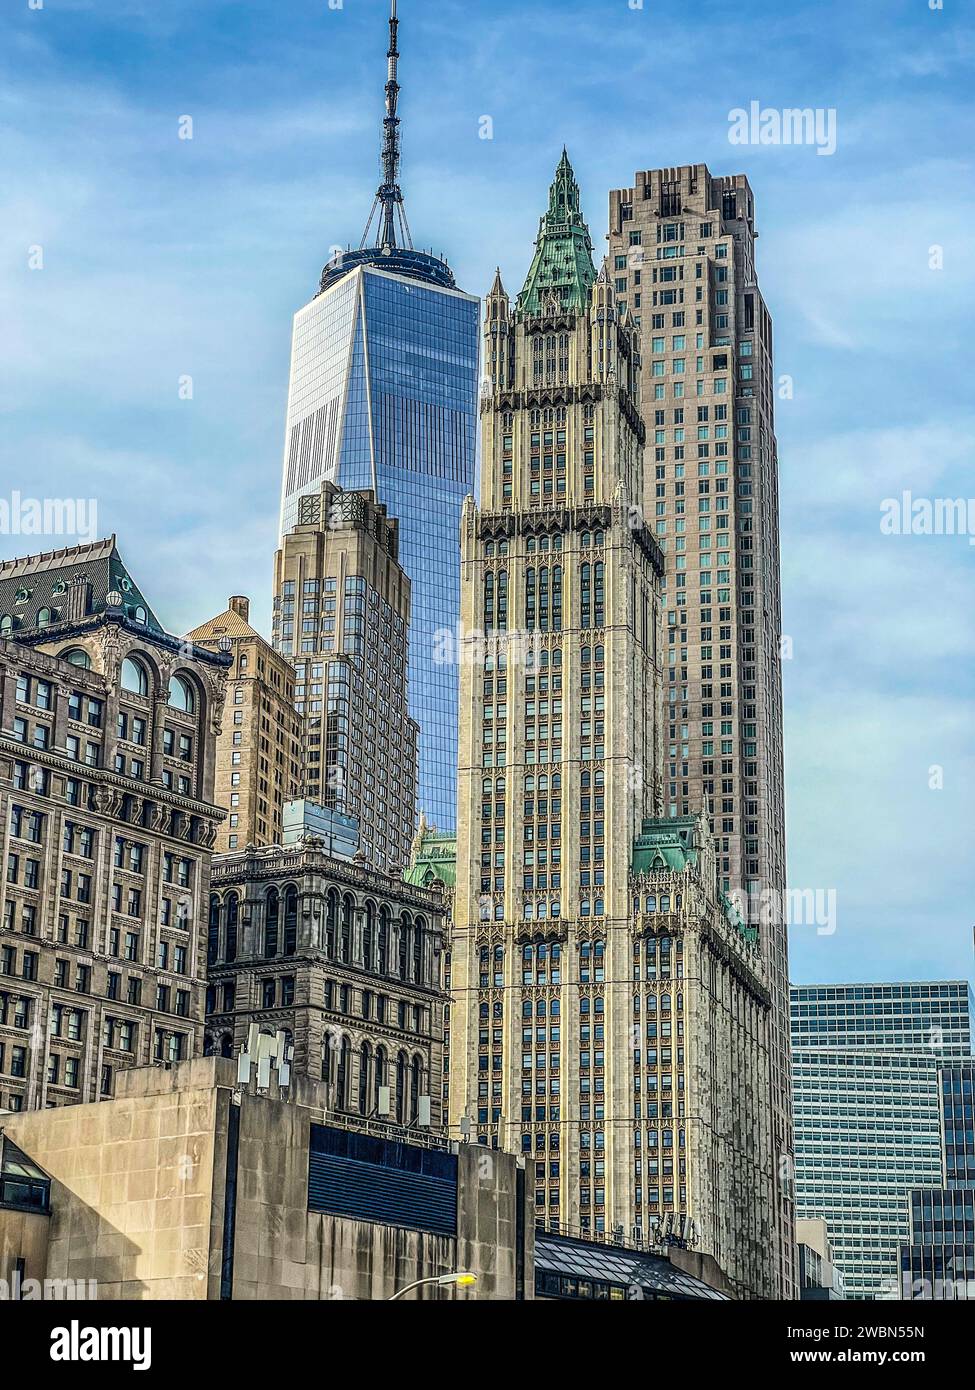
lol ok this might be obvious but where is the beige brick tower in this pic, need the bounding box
[186,596,302,853]
[607,165,793,1297]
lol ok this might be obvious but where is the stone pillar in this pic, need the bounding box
[0,661,19,732]
[53,684,73,750]
[149,694,169,784]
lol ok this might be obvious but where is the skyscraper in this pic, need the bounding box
[275,1,479,832]
[607,165,792,1296]
[900,1061,975,1299]
[442,156,778,1298]
[792,980,975,1299]
[273,480,417,869]
[187,596,302,853]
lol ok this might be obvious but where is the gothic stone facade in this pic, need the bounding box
[206,842,447,1130]
[446,156,777,1299]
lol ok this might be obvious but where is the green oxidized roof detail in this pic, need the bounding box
[630,816,701,875]
[405,828,456,890]
[631,813,759,946]
[517,149,597,317]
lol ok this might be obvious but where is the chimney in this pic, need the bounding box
[229,596,250,622]
[66,578,92,622]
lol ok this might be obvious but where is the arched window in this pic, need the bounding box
[207,895,220,965]
[220,1033,233,1059]
[225,894,239,963]
[36,608,52,628]
[396,1050,409,1124]
[325,888,338,957]
[378,905,391,974]
[398,916,410,980]
[283,887,298,955]
[322,1033,333,1086]
[60,647,91,668]
[362,902,375,972]
[410,1055,422,1123]
[121,657,149,696]
[337,1037,352,1110]
[483,570,495,630]
[496,569,508,630]
[264,889,279,957]
[358,1043,372,1115]
[168,674,195,713]
[0,616,12,636]
[133,606,148,625]
[375,1046,388,1111]
[412,917,424,984]
[340,895,354,965]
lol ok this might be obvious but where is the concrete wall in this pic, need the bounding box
[0,1207,50,1291]
[0,1058,531,1301]
[2,1059,228,1299]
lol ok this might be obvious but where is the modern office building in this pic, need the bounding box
[273,480,417,870]
[275,1,479,832]
[186,596,302,853]
[442,156,779,1300]
[607,163,791,1296]
[206,840,448,1130]
[791,981,975,1299]
[0,537,230,1113]
[900,1061,975,1299]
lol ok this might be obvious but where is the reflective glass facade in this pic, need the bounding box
[791,981,975,1300]
[279,264,479,831]
[900,1062,975,1298]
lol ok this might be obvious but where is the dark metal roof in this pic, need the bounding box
[319,246,456,295]
[0,534,163,638]
[534,1232,729,1300]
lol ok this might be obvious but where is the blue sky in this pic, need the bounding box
[2,0,973,986]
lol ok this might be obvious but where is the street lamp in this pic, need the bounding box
[386,1271,478,1301]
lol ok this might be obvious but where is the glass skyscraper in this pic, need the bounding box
[900,1062,975,1298]
[276,2,479,831]
[791,981,975,1300]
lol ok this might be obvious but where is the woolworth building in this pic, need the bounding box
[419,154,777,1299]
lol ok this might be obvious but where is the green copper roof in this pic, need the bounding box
[631,817,701,875]
[517,149,597,316]
[405,830,456,891]
[631,814,758,946]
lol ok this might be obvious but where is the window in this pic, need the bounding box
[61,647,91,668]
[168,675,195,713]
[121,658,149,696]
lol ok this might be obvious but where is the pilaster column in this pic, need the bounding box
[149,694,169,784]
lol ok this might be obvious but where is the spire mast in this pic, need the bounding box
[360,0,414,251]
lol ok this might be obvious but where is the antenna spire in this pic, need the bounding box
[360,0,414,251]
